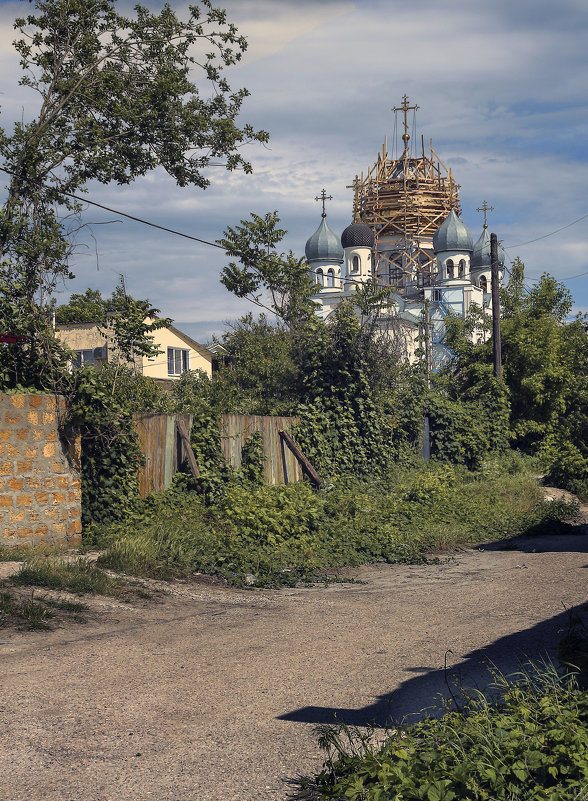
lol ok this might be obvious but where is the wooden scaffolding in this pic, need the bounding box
[352,96,461,292]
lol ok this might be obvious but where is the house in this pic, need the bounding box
[56,321,213,381]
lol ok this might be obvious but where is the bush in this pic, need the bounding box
[312,663,588,800]
[92,459,575,587]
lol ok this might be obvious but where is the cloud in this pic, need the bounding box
[0,0,587,337]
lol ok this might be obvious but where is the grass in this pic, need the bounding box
[89,457,578,588]
[0,588,88,630]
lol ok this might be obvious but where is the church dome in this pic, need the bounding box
[433,209,473,253]
[471,227,506,269]
[305,217,343,264]
[341,221,375,249]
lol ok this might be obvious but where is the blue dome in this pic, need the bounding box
[433,209,473,253]
[341,221,375,249]
[471,228,506,269]
[305,217,343,264]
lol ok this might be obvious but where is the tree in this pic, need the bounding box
[218,211,318,331]
[54,288,107,325]
[0,0,268,389]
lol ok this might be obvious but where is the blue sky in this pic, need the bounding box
[1,0,587,342]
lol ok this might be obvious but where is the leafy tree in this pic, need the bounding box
[0,0,268,389]
[218,211,318,331]
[54,288,107,325]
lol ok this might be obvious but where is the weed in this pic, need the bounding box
[0,589,55,630]
[13,557,133,597]
[311,661,588,800]
[90,460,575,588]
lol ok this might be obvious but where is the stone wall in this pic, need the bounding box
[0,394,82,547]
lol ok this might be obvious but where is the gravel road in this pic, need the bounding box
[1,513,587,801]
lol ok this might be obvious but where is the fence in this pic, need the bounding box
[220,414,303,486]
[135,412,303,495]
[135,413,192,497]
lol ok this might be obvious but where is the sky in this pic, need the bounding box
[0,0,587,343]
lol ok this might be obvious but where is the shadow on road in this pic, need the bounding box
[477,525,588,555]
[278,579,588,729]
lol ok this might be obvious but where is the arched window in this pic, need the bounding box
[446,259,454,279]
[352,255,360,273]
[458,259,466,277]
[480,275,488,293]
[327,269,335,287]
[316,268,324,286]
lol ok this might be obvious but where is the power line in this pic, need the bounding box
[0,166,225,250]
[505,212,588,248]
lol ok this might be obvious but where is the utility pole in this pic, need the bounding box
[490,233,502,380]
[421,299,431,461]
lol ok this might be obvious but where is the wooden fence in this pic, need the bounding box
[220,414,303,486]
[135,413,303,496]
[135,413,193,497]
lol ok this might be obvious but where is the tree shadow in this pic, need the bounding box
[277,600,588,729]
[476,524,588,554]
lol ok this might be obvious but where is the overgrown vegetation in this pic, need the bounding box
[89,458,575,588]
[309,662,588,801]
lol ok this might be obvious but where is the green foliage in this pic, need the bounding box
[66,363,168,526]
[54,288,107,325]
[313,663,588,801]
[239,431,265,486]
[213,314,301,415]
[442,262,588,493]
[12,556,129,597]
[0,0,267,389]
[219,211,317,330]
[93,460,573,588]
[294,303,398,478]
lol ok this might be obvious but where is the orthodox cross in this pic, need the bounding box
[315,188,333,218]
[345,176,362,222]
[476,200,494,229]
[393,94,419,153]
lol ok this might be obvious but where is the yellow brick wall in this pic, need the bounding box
[0,394,82,548]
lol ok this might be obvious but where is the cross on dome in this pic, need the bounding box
[476,200,495,229]
[314,188,333,218]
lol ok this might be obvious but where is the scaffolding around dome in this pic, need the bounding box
[352,98,461,294]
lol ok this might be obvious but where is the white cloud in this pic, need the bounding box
[0,0,587,337]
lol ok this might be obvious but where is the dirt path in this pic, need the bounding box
[1,509,587,801]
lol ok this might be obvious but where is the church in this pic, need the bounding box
[304,97,505,368]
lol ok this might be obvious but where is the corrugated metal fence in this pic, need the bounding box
[135,412,302,496]
[220,414,303,485]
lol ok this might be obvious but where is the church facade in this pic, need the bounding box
[304,97,505,368]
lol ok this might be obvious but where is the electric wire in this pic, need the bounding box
[505,212,588,248]
[0,166,225,249]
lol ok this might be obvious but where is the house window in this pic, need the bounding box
[458,259,466,277]
[316,268,324,286]
[352,255,360,273]
[446,259,454,279]
[71,347,107,369]
[167,347,189,376]
[327,268,335,287]
[480,276,488,293]
[432,289,442,302]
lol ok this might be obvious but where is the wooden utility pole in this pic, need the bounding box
[490,233,502,380]
[421,299,431,461]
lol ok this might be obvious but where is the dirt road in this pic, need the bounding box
[1,520,587,801]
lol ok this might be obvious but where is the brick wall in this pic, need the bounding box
[0,394,82,547]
